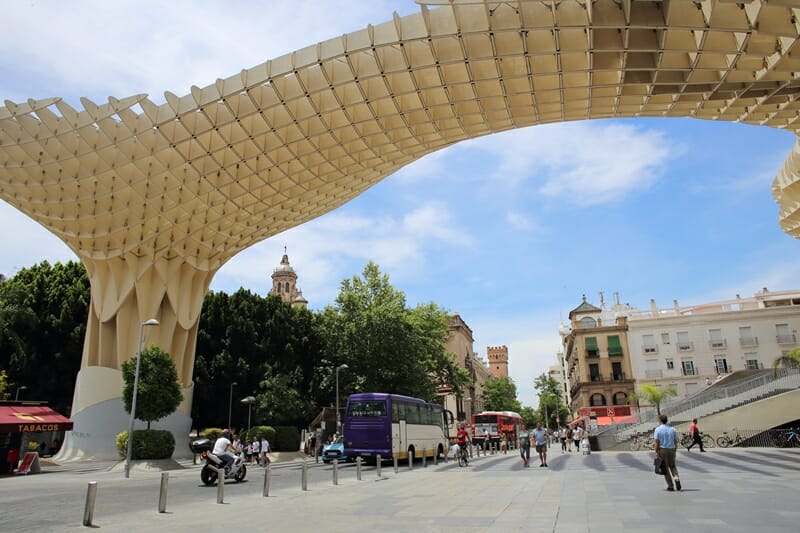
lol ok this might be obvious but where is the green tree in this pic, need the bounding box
[533,373,570,430]
[0,369,9,400]
[317,262,466,401]
[628,383,677,417]
[257,366,313,425]
[519,406,538,429]
[122,345,183,429]
[772,348,800,375]
[192,289,321,430]
[0,260,88,411]
[482,377,522,412]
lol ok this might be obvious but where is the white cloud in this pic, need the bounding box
[403,204,473,247]
[0,204,78,276]
[212,200,471,303]
[505,211,541,232]
[1,1,420,104]
[470,311,564,409]
[465,122,673,205]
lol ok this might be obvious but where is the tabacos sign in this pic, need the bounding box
[13,413,64,432]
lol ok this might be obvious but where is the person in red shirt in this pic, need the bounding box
[455,425,470,465]
[687,418,706,452]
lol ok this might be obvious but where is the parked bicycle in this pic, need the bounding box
[716,429,745,448]
[630,433,654,451]
[774,428,800,448]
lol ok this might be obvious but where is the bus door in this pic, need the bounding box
[443,410,455,440]
[397,419,407,458]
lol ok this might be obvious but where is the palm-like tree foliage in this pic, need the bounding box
[628,383,677,417]
[772,348,800,376]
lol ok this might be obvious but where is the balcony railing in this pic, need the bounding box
[709,339,727,349]
[777,334,797,345]
[643,345,658,354]
[645,369,663,378]
[590,374,603,382]
[612,372,627,381]
[739,337,759,347]
[677,341,694,351]
[682,368,697,376]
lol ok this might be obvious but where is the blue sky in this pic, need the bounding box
[3,1,800,408]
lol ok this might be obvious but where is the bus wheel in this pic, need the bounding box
[407,446,415,465]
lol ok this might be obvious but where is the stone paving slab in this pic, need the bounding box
[5,448,799,532]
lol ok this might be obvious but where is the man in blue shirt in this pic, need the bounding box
[653,414,681,491]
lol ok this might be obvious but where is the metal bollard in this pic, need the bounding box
[333,459,339,485]
[377,455,382,478]
[408,451,413,471]
[262,462,271,497]
[423,448,427,468]
[216,468,225,504]
[356,457,362,480]
[434,449,438,465]
[393,454,398,474]
[82,481,97,527]
[158,472,169,513]
[302,460,308,491]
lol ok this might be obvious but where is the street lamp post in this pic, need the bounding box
[124,318,159,479]
[241,396,256,433]
[228,382,238,430]
[14,385,27,401]
[335,364,348,435]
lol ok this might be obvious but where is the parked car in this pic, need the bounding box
[322,435,348,463]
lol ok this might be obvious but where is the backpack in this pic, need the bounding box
[566,428,573,439]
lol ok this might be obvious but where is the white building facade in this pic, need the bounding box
[627,289,800,400]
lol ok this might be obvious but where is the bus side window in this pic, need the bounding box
[409,404,420,424]
[392,402,399,423]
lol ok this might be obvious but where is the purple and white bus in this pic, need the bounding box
[343,393,450,463]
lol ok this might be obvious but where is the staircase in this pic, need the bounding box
[614,368,800,443]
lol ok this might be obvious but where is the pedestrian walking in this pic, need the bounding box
[686,418,706,452]
[261,435,271,465]
[519,428,531,467]
[654,414,681,492]
[572,424,583,452]
[532,422,548,467]
[559,426,567,453]
[251,437,260,465]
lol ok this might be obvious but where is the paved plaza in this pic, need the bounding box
[1,447,798,532]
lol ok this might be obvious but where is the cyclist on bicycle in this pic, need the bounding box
[456,424,470,465]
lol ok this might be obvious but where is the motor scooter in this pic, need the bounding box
[200,450,247,485]
[191,438,247,485]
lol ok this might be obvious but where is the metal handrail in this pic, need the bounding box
[616,369,800,441]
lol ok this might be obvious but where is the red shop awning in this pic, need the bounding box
[594,415,638,426]
[0,405,73,433]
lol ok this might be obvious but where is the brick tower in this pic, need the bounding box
[487,345,509,378]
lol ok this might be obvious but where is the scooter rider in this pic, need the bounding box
[212,429,236,473]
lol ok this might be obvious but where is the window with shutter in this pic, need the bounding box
[608,335,623,356]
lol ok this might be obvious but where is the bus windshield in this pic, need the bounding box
[346,400,387,417]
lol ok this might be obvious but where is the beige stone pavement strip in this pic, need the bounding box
[41,448,800,532]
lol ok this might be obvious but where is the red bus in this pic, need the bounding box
[471,411,524,447]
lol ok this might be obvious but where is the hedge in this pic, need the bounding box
[116,429,175,460]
